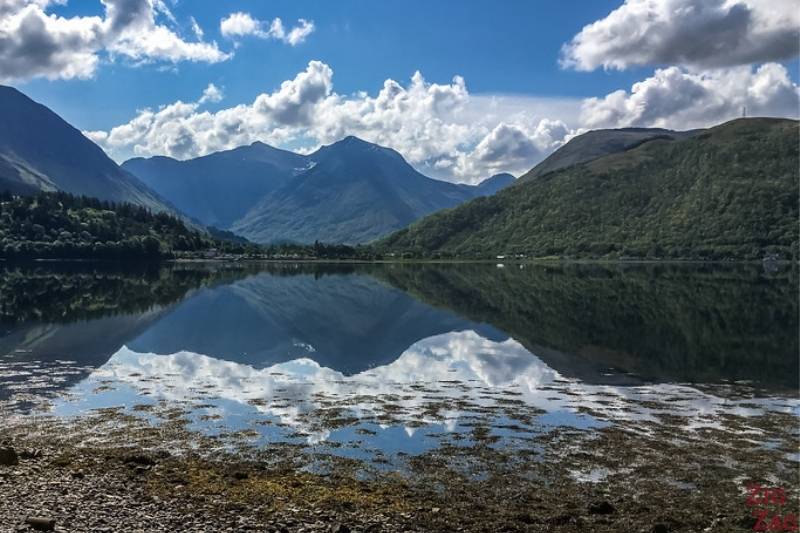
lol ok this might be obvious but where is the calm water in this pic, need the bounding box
[1,262,798,464]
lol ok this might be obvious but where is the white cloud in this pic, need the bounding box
[0,0,229,83]
[252,60,332,124]
[189,16,203,40]
[219,11,259,38]
[562,0,800,71]
[276,18,314,46]
[84,54,800,183]
[581,62,800,130]
[220,11,314,46]
[87,61,578,183]
[198,82,223,104]
[456,119,570,178]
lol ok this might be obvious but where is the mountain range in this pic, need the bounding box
[122,142,309,229]
[0,86,174,214]
[0,85,516,245]
[378,118,799,260]
[124,136,515,244]
[1,85,796,258]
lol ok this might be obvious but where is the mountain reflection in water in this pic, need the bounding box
[1,261,797,416]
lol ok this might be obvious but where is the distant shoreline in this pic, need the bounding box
[1,256,796,266]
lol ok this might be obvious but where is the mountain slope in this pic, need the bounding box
[472,173,516,196]
[231,136,478,244]
[122,143,309,228]
[521,127,699,182]
[0,85,173,214]
[378,118,799,260]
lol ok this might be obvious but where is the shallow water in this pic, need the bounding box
[1,261,798,468]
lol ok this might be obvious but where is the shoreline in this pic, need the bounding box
[0,256,797,266]
[2,381,797,532]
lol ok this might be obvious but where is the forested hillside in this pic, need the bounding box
[0,192,236,259]
[378,118,799,260]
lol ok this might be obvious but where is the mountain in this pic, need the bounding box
[122,142,309,228]
[230,136,479,244]
[471,173,516,196]
[0,86,173,213]
[521,127,698,182]
[123,137,515,243]
[377,118,799,260]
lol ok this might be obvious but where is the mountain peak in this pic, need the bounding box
[328,135,381,151]
[340,135,370,145]
[483,172,515,182]
[310,135,405,166]
[474,173,516,196]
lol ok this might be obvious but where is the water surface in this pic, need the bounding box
[1,261,797,467]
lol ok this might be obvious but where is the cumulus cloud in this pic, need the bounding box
[0,0,229,83]
[455,120,570,178]
[562,0,800,71]
[581,62,800,129]
[219,11,259,38]
[220,11,314,46]
[87,61,575,183]
[87,61,332,160]
[83,55,800,184]
[198,83,223,104]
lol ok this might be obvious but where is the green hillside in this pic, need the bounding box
[377,118,799,260]
[0,191,246,260]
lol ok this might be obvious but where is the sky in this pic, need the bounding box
[3,0,799,183]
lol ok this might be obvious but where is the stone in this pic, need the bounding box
[588,501,616,515]
[25,517,55,531]
[0,447,18,466]
[124,453,155,466]
[19,449,41,460]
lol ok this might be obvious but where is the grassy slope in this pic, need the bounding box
[378,118,799,260]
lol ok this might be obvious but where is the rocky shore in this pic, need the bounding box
[1,390,798,533]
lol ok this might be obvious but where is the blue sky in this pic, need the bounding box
[4,0,799,182]
[19,0,651,129]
